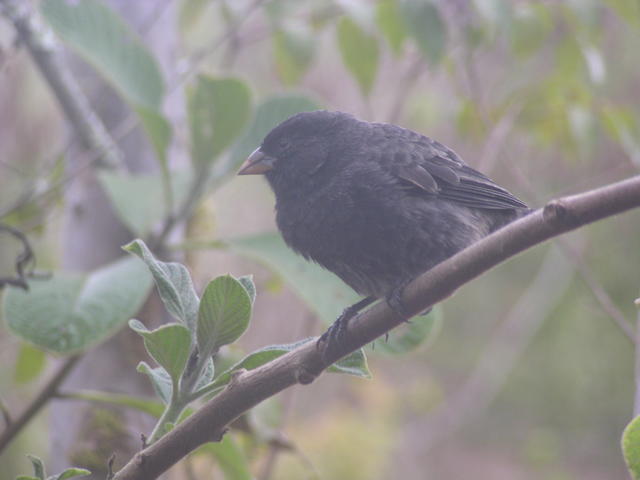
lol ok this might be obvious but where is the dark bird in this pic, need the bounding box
[238,110,529,355]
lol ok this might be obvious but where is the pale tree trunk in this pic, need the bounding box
[50,2,182,476]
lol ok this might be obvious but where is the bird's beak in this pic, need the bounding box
[238,148,275,175]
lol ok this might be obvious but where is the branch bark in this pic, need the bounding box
[112,175,640,479]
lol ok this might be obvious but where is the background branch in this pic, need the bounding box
[113,175,640,479]
[0,0,123,171]
[0,355,81,453]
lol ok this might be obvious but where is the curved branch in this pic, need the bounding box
[114,174,640,480]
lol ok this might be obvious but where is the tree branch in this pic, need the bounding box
[113,174,640,480]
[0,0,123,170]
[0,355,81,453]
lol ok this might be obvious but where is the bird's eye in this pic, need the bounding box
[278,139,291,150]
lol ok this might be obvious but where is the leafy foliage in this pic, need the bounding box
[16,455,89,480]
[41,0,164,110]
[3,257,152,354]
[623,415,640,479]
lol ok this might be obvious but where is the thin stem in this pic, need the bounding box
[0,355,81,454]
[0,396,11,428]
[147,396,186,446]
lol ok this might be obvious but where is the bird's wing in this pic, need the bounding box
[385,130,527,210]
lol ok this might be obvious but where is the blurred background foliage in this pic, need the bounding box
[1,0,640,478]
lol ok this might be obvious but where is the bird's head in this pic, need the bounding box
[238,110,354,191]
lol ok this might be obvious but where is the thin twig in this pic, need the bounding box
[0,223,35,290]
[558,239,634,340]
[0,396,11,428]
[113,175,640,480]
[0,355,81,454]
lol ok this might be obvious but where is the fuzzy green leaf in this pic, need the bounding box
[14,342,47,384]
[137,361,172,404]
[188,76,251,168]
[337,17,380,95]
[129,320,192,386]
[623,415,640,479]
[41,0,164,110]
[197,276,252,357]
[401,0,447,65]
[123,240,200,331]
[376,0,407,55]
[99,170,191,237]
[4,257,152,354]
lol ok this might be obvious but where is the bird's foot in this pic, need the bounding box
[387,281,432,320]
[386,281,413,322]
[317,297,375,363]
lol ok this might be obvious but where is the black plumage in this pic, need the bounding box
[238,110,529,347]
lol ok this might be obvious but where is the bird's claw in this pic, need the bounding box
[316,304,360,363]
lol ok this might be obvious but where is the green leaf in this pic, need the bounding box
[26,455,45,480]
[624,415,640,479]
[16,477,39,480]
[135,107,173,213]
[198,435,252,480]
[136,107,172,169]
[227,95,321,178]
[41,0,164,110]
[123,239,200,331]
[129,320,192,386]
[14,342,47,384]
[197,276,252,357]
[272,25,315,85]
[376,0,407,55]
[188,76,252,167]
[237,275,256,305]
[337,17,379,95]
[201,339,370,394]
[179,0,211,31]
[195,356,215,391]
[510,4,552,59]
[99,170,192,237]
[473,0,512,28]
[401,0,447,65]
[4,257,152,354]
[225,233,360,326]
[374,307,442,354]
[61,389,164,418]
[137,361,172,404]
[53,468,92,480]
[328,348,371,378]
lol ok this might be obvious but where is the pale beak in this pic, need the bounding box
[238,148,275,175]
